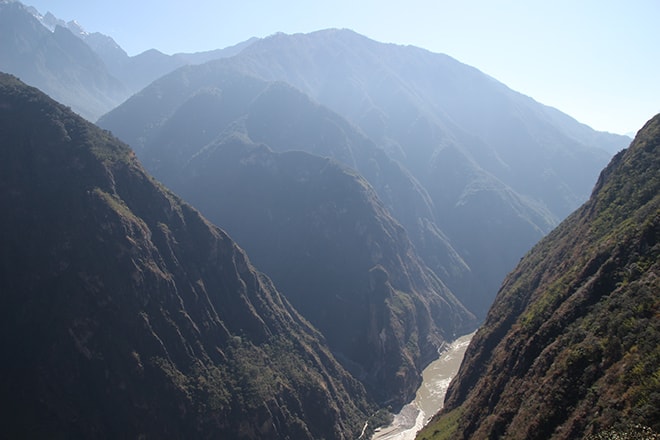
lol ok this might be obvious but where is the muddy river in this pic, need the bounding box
[371,332,475,440]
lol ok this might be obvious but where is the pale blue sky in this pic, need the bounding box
[26,0,660,135]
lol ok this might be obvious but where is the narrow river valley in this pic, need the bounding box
[371,332,475,440]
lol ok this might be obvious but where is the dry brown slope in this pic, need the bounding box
[418,113,660,439]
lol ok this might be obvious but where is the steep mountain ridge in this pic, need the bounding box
[99,67,476,406]
[418,114,659,439]
[0,72,372,439]
[219,29,630,315]
[85,38,257,94]
[4,13,629,315]
[0,1,128,121]
[175,135,476,404]
[0,1,257,120]
[101,29,629,317]
[99,67,474,304]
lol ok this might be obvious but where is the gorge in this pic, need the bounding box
[1,3,652,438]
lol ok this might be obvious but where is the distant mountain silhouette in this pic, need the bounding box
[84,35,257,94]
[419,114,659,439]
[0,1,127,121]
[0,72,373,439]
[0,1,257,120]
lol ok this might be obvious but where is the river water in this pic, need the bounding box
[371,332,475,440]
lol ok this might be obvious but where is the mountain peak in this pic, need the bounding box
[65,19,87,36]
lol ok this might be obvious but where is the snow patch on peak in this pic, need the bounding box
[66,19,88,36]
[20,3,87,36]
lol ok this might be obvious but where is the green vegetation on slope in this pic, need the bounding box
[419,114,659,440]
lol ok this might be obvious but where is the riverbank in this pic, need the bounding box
[371,332,475,440]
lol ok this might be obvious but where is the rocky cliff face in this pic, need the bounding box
[418,114,659,439]
[0,73,371,439]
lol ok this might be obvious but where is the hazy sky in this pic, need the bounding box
[26,0,659,135]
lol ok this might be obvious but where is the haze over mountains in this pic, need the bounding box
[98,28,629,318]
[0,1,254,120]
[0,1,127,121]
[1,1,654,438]
[221,30,629,313]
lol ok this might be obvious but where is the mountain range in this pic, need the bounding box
[96,64,476,406]
[0,2,652,438]
[221,29,630,315]
[1,2,630,317]
[99,28,629,318]
[418,113,659,439]
[163,132,476,404]
[0,1,254,120]
[0,72,374,439]
[0,0,127,121]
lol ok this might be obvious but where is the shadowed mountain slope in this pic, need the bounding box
[98,66,475,312]
[99,67,476,407]
[174,135,476,405]
[418,114,659,439]
[0,72,373,439]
